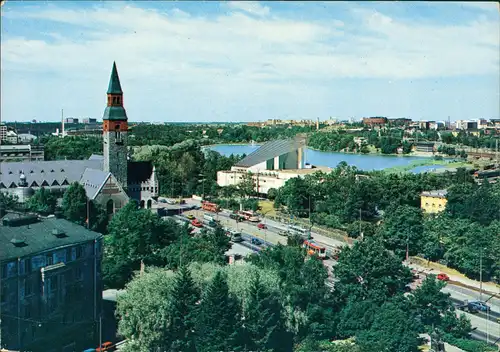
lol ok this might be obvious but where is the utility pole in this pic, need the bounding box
[479,248,483,302]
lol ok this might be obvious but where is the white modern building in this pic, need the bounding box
[217,138,330,195]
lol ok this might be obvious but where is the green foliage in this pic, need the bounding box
[333,238,412,303]
[43,136,103,160]
[195,271,243,351]
[242,273,293,352]
[356,301,421,352]
[62,182,87,224]
[26,187,57,215]
[0,192,19,210]
[442,334,498,352]
[168,266,200,352]
[267,188,279,200]
[379,204,424,259]
[409,276,452,328]
[103,202,183,288]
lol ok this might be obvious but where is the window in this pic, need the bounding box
[50,277,58,291]
[24,305,31,318]
[24,279,32,296]
[76,246,83,259]
[47,255,53,266]
[75,267,83,281]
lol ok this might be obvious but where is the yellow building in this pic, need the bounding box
[420,190,448,213]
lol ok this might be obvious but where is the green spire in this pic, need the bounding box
[107,61,123,94]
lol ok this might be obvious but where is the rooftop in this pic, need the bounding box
[0,212,102,262]
[235,138,305,168]
[421,189,448,198]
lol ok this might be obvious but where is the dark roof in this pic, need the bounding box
[107,61,123,94]
[128,161,153,183]
[80,168,111,200]
[0,213,102,262]
[235,138,304,168]
[103,106,128,121]
[0,159,103,189]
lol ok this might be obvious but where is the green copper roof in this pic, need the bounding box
[107,61,123,94]
[103,106,128,121]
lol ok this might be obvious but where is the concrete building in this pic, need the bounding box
[362,117,387,127]
[0,62,158,213]
[0,145,45,162]
[0,211,103,352]
[64,118,79,124]
[415,142,435,153]
[456,120,478,130]
[0,124,7,142]
[420,190,448,213]
[82,118,97,124]
[217,138,330,195]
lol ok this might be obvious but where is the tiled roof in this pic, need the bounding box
[235,138,303,168]
[0,213,102,262]
[0,159,103,189]
[80,168,111,200]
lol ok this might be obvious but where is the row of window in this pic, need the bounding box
[129,186,158,193]
[0,179,70,189]
[424,203,443,208]
[1,244,90,279]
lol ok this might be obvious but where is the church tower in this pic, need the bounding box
[103,62,128,189]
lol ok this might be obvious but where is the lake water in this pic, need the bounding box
[208,144,439,172]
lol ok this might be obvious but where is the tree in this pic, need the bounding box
[0,192,19,210]
[410,275,453,328]
[243,273,293,352]
[195,271,243,352]
[238,172,255,197]
[379,204,424,259]
[88,200,108,234]
[333,238,413,304]
[357,301,420,352]
[26,187,58,215]
[168,266,200,352]
[103,201,182,288]
[267,188,279,200]
[62,182,87,224]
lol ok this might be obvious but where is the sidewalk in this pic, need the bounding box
[409,257,499,296]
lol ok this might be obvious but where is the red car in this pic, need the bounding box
[437,273,449,281]
[95,342,114,352]
[191,219,203,228]
[257,223,267,229]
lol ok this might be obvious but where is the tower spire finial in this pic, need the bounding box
[107,61,123,94]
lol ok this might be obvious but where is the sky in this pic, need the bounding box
[1,1,499,123]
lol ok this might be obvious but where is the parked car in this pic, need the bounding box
[437,273,449,281]
[95,342,114,352]
[231,233,243,242]
[251,238,263,246]
[186,214,195,220]
[191,219,203,228]
[257,223,267,229]
[468,301,491,312]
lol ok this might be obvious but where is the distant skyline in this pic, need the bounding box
[1,1,499,123]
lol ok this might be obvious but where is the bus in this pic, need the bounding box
[303,240,326,259]
[239,210,260,222]
[202,201,220,213]
[203,214,216,222]
[289,225,312,239]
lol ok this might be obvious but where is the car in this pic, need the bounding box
[191,219,203,228]
[437,273,449,281]
[468,301,491,312]
[278,230,290,237]
[95,342,114,352]
[251,238,263,246]
[257,223,267,229]
[186,214,195,220]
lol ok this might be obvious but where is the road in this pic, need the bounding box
[177,201,500,346]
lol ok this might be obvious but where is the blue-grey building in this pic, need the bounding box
[0,211,103,352]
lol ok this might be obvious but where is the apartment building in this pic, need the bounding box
[0,212,103,352]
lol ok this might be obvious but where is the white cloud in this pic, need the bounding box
[226,1,270,17]
[0,3,498,122]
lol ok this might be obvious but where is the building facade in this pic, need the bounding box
[420,190,448,213]
[0,212,103,352]
[0,145,45,163]
[362,117,388,127]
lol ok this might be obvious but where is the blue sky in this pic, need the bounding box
[1,1,499,123]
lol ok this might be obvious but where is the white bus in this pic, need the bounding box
[203,214,216,222]
[289,225,311,239]
[240,210,260,222]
